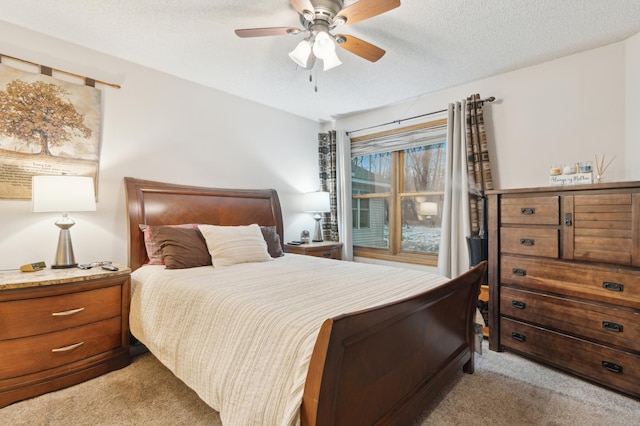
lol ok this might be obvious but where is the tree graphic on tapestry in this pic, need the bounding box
[0,80,92,156]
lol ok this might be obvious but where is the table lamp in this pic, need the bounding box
[419,202,438,227]
[304,191,330,242]
[32,175,96,268]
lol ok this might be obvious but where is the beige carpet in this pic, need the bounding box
[1,341,638,425]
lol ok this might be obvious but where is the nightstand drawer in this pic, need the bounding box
[284,242,343,260]
[305,247,341,259]
[501,286,640,352]
[0,316,122,380]
[0,285,121,340]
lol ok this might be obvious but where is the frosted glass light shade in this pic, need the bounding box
[289,40,312,67]
[304,191,330,213]
[32,175,96,213]
[323,50,342,71]
[312,31,335,60]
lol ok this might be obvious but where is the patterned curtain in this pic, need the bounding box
[465,94,494,237]
[318,131,339,242]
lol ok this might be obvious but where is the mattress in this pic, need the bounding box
[130,254,452,426]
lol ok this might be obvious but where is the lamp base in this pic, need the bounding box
[52,222,77,269]
[312,213,323,242]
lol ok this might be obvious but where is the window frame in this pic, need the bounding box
[350,119,447,267]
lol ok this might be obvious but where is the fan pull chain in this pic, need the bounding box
[314,68,318,93]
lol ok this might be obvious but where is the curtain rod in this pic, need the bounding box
[346,96,495,136]
[0,53,121,89]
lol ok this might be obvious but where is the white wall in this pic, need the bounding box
[333,40,636,189]
[626,32,640,180]
[0,21,321,270]
[331,37,639,270]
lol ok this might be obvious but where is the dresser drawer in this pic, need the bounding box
[0,285,121,340]
[500,255,640,308]
[500,196,559,225]
[500,318,640,398]
[500,286,640,352]
[500,228,559,258]
[0,316,122,380]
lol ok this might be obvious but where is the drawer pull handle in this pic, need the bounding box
[601,361,623,374]
[602,321,623,333]
[520,238,535,246]
[512,300,526,309]
[602,282,624,292]
[322,253,331,258]
[52,342,84,353]
[512,268,527,277]
[511,332,526,342]
[564,213,573,226]
[520,208,535,215]
[52,307,85,316]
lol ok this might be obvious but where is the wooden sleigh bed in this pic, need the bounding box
[124,177,486,426]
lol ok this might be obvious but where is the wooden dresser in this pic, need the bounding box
[0,266,131,407]
[487,181,640,398]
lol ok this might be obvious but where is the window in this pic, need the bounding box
[350,120,447,266]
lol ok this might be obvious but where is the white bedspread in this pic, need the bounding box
[130,254,450,426]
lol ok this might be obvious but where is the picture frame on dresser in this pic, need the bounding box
[486,181,640,399]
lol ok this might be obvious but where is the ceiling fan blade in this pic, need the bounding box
[336,0,401,25]
[235,27,301,38]
[336,34,385,62]
[289,0,315,17]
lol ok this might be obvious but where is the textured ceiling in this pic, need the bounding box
[1,0,640,122]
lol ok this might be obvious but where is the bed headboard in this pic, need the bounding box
[124,177,284,271]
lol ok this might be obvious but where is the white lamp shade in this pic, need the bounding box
[312,31,335,60]
[289,39,312,67]
[304,191,330,213]
[419,202,438,217]
[32,175,96,213]
[323,50,342,71]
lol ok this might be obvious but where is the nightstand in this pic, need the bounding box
[0,266,131,407]
[284,241,343,260]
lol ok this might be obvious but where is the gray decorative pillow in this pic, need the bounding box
[260,226,284,258]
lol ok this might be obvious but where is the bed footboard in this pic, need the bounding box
[301,261,486,426]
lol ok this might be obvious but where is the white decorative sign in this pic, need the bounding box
[550,172,593,186]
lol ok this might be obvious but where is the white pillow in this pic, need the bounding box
[198,224,272,268]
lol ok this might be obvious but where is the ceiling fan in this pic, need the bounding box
[235,0,401,71]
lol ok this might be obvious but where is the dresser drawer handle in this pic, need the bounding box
[512,300,526,309]
[511,332,526,342]
[601,361,623,374]
[602,282,624,292]
[519,238,535,246]
[52,307,85,316]
[520,208,535,215]
[52,342,85,353]
[602,321,624,333]
[512,268,527,277]
[322,252,331,258]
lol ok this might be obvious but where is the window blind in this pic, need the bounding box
[350,125,447,157]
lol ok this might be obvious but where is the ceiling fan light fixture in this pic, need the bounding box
[322,50,342,71]
[312,31,335,60]
[289,39,312,67]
